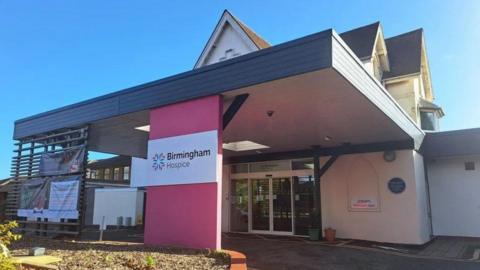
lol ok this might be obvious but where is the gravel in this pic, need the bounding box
[10,237,229,270]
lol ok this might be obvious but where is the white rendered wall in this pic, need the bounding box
[93,188,143,227]
[413,152,431,241]
[203,23,254,66]
[130,157,148,187]
[385,79,418,122]
[362,60,374,76]
[428,155,480,237]
[322,150,431,244]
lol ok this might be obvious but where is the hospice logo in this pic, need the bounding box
[152,149,211,171]
[152,153,166,171]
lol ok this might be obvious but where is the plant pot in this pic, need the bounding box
[308,228,321,241]
[324,228,336,243]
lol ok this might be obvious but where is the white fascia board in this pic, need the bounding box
[331,30,425,149]
[383,73,421,84]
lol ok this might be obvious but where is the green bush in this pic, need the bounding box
[0,253,16,270]
[0,221,22,270]
[145,255,156,269]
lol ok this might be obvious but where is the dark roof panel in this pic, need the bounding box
[383,29,423,79]
[422,128,480,158]
[340,22,380,59]
[14,29,334,139]
[88,155,131,169]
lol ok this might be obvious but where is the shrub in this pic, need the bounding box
[0,221,22,249]
[0,221,22,270]
[146,255,156,269]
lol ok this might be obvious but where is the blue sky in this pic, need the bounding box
[1,0,479,179]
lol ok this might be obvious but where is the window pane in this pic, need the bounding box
[97,169,104,180]
[250,160,290,172]
[104,168,111,180]
[230,179,248,232]
[113,168,120,180]
[231,164,248,174]
[420,111,436,131]
[123,166,130,180]
[292,159,314,170]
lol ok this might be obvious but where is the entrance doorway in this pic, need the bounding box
[251,177,293,234]
[229,160,315,236]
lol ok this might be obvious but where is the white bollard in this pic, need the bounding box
[99,216,105,241]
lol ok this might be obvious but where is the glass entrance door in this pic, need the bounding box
[272,178,292,232]
[251,177,293,234]
[251,179,270,231]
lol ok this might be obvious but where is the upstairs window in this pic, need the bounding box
[97,169,104,180]
[88,169,97,179]
[123,166,130,181]
[104,168,111,180]
[113,168,120,180]
[420,110,438,131]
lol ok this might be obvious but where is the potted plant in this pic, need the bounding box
[324,227,336,243]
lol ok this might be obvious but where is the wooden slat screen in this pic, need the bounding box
[9,126,89,236]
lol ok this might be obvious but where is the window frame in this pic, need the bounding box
[420,109,439,131]
[123,166,130,181]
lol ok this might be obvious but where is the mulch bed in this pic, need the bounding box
[10,237,229,270]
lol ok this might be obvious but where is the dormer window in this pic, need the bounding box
[419,98,444,131]
[420,110,439,131]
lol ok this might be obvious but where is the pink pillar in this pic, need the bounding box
[144,95,222,250]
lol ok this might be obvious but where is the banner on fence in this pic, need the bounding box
[17,175,80,219]
[39,146,85,176]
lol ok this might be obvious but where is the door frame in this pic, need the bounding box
[249,177,294,236]
[230,169,313,236]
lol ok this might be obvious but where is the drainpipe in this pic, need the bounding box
[423,155,434,239]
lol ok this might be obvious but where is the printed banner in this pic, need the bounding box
[18,178,50,217]
[48,179,79,219]
[17,175,80,219]
[39,146,85,176]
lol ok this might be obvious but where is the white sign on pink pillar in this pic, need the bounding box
[143,95,222,250]
[133,130,219,186]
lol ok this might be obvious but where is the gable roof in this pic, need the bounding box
[194,10,270,68]
[340,22,380,60]
[383,29,423,79]
[229,11,270,49]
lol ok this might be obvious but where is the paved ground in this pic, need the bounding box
[223,235,480,270]
[419,236,480,259]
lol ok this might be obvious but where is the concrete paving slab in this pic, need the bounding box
[223,234,480,270]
